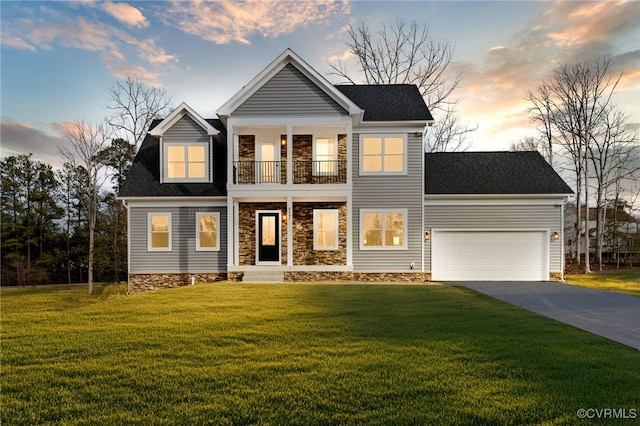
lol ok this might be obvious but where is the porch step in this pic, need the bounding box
[242,270,285,283]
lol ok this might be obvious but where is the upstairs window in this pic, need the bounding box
[164,143,209,182]
[360,135,406,174]
[313,138,337,176]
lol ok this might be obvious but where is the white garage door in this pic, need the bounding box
[431,231,548,281]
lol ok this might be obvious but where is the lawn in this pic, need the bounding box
[2,283,638,425]
[565,269,640,297]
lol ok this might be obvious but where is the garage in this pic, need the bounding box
[431,230,548,281]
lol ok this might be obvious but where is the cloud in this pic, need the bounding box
[1,4,176,85]
[0,119,68,167]
[452,0,640,149]
[1,36,36,51]
[101,1,149,28]
[161,0,350,45]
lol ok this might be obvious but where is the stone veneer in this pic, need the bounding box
[238,202,288,266]
[129,272,226,293]
[293,202,347,266]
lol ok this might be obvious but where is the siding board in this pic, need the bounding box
[235,64,348,116]
[352,133,424,271]
[130,206,227,273]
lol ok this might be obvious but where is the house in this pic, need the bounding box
[118,49,572,292]
[565,204,640,265]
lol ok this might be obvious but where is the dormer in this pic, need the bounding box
[151,102,219,184]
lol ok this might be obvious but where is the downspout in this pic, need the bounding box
[122,199,131,294]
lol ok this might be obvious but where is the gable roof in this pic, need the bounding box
[335,84,434,122]
[119,119,226,198]
[150,102,218,136]
[217,48,363,119]
[424,151,573,195]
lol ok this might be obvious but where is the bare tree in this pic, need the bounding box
[328,19,475,152]
[527,56,633,273]
[526,83,556,166]
[510,136,550,162]
[59,121,111,294]
[106,76,172,150]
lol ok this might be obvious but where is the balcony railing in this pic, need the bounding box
[233,160,346,184]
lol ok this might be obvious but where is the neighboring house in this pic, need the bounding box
[118,49,573,292]
[565,205,640,264]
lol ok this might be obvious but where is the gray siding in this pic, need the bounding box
[234,64,348,116]
[129,206,227,273]
[423,204,563,272]
[164,115,209,144]
[352,133,424,271]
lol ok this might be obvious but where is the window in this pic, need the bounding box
[314,209,339,250]
[148,213,172,251]
[314,138,337,175]
[164,143,208,181]
[360,209,407,249]
[196,212,220,251]
[360,135,406,174]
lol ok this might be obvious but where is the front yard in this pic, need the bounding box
[2,283,638,425]
[565,268,640,297]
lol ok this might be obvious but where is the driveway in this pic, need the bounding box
[453,281,640,350]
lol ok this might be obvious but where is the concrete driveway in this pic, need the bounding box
[453,281,640,350]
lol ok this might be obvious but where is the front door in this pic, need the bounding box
[257,212,280,263]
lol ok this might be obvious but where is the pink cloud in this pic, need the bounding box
[101,2,149,28]
[162,0,350,45]
[451,0,639,149]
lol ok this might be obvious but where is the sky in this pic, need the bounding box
[1,0,639,168]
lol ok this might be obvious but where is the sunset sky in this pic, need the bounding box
[1,0,639,167]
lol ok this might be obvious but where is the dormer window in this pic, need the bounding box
[163,142,210,183]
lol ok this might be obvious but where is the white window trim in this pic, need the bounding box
[359,209,408,250]
[313,209,339,251]
[359,134,407,175]
[195,212,221,252]
[147,212,172,252]
[313,136,338,176]
[162,142,210,183]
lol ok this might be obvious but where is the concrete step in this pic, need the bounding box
[242,270,285,283]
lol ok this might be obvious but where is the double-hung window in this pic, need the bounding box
[196,212,220,251]
[164,143,209,182]
[314,209,339,250]
[360,135,406,174]
[360,209,407,249]
[313,137,337,176]
[148,213,172,251]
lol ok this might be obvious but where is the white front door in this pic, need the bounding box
[257,141,279,183]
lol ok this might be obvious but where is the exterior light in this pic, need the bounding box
[424,231,430,241]
[281,136,286,146]
[551,231,560,241]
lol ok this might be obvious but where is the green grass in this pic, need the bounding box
[2,283,638,425]
[565,269,640,297]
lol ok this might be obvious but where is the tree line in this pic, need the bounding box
[1,78,171,293]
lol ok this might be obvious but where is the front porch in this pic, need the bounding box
[234,201,349,268]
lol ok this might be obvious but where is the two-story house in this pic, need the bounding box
[119,49,572,292]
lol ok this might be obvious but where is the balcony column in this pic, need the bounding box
[286,124,292,185]
[287,196,293,267]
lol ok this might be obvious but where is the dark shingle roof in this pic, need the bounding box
[334,84,433,122]
[118,119,227,198]
[424,151,573,195]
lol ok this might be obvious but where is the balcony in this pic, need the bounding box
[234,160,347,184]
